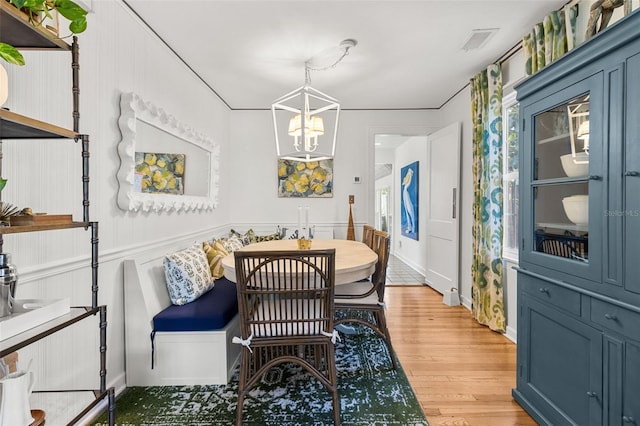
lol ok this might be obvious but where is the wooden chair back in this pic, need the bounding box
[334,229,397,370]
[234,249,336,341]
[371,230,390,301]
[362,225,375,249]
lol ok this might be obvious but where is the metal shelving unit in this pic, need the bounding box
[0,2,115,424]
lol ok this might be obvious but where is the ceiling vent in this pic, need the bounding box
[461,28,499,51]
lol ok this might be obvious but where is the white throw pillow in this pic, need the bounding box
[221,235,244,252]
[163,245,214,305]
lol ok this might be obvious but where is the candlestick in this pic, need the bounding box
[304,206,309,239]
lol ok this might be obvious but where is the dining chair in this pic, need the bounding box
[334,230,397,370]
[233,249,341,426]
[362,224,375,249]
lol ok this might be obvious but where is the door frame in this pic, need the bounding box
[369,125,439,255]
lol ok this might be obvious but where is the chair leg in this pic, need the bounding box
[374,309,398,370]
[327,344,341,425]
[332,389,341,425]
[236,392,245,426]
[236,351,249,426]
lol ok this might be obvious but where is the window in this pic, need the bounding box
[503,92,519,261]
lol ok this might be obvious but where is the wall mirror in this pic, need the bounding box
[116,92,220,212]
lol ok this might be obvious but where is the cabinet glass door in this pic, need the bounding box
[521,73,602,281]
[533,93,590,262]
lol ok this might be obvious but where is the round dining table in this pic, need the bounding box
[221,239,377,285]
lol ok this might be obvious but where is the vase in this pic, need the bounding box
[0,370,35,426]
[0,63,8,107]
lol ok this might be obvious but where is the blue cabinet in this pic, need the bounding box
[604,335,640,425]
[623,342,640,424]
[515,275,602,425]
[514,10,640,426]
[624,52,640,296]
[519,73,603,283]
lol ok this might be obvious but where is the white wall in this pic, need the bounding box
[229,110,439,240]
[375,147,395,165]
[4,0,231,394]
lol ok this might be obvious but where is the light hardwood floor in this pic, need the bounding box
[385,285,537,426]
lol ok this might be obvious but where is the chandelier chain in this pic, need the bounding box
[304,40,355,85]
[306,47,352,72]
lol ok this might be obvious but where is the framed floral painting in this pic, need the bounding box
[278,159,333,198]
[134,152,185,195]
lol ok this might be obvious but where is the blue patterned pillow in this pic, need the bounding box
[163,245,214,305]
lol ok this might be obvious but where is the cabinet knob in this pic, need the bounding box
[604,313,618,320]
[539,288,549,294]
[626,171,640,177]
[589,175,602,180]
[586,391,598,398]
[622,416,635,424]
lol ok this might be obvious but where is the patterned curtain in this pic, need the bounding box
[523,4,578,76]
[470,64,505,333]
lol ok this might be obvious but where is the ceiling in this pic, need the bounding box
[123,0,566,111]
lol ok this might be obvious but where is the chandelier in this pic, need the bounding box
[567,94,590,165]
[272,39,357,162]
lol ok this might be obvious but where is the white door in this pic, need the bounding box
[424,122,461,297]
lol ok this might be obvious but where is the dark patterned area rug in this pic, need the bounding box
[94,326,428,425]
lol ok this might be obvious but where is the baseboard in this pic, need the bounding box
[392,252,425,276]
[460,294,472,310]
[459,294,516,342]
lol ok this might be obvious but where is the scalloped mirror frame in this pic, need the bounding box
[116,92,220,212]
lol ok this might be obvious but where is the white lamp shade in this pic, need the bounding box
[577,120,589,138]
[288,115,324,137]
[577,120,590,151]
[0,63,8,107]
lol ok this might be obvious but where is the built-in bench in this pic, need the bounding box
[124,252,241,386]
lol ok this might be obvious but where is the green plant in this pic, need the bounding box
[0,0,88,65]
[0,43,24,65]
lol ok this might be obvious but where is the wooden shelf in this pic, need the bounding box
[0,306,98,356]
[0,108,78,139]
[0,221,88,234]
[0,1,70,50]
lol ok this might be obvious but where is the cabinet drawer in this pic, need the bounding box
[519,274,581,316]
[591,299,640,341]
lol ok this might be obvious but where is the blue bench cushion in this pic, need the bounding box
[153,277,238,332]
